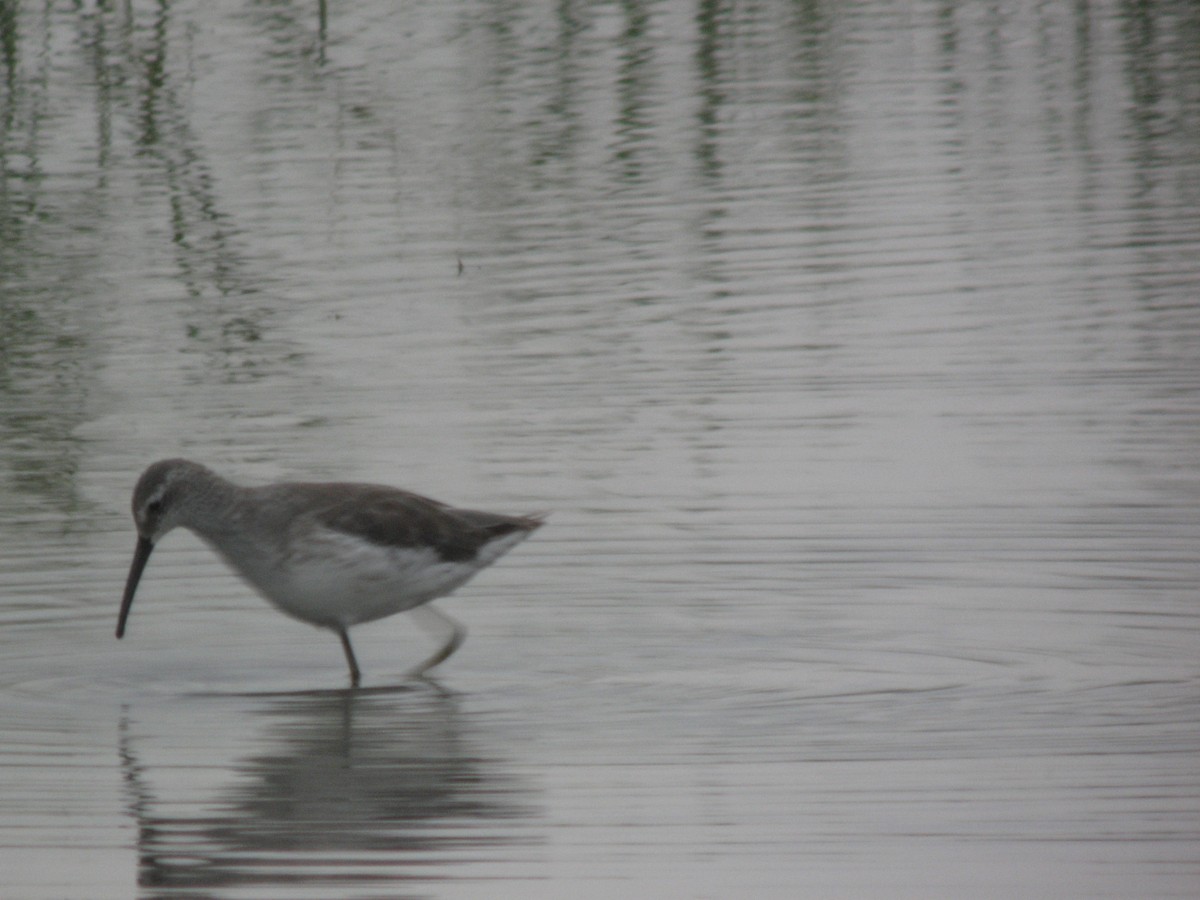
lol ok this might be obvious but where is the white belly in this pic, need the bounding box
[213,525,529,629]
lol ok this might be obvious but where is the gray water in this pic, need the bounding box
[1,1,1198,897]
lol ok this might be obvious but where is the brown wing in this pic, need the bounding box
[303,484,539,563]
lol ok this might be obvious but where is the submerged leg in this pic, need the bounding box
[407,604,466,677]
[336,626,362,687]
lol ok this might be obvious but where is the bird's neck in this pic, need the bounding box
[178,470,249,544]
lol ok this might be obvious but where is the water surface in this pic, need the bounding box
[1,1,1198,897]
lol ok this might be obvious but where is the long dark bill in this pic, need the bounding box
[116,536,154,639]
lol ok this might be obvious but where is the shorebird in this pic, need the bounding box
[116,459,544,686]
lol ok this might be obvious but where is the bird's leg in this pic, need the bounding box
[407,604,466,677]
[337,626,362,687]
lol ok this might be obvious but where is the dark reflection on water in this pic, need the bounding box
[118,687,537,896]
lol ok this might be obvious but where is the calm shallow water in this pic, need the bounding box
[1,0,1199,897]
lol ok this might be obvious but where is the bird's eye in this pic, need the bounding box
[147,499,164,516]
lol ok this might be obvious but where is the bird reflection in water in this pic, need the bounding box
[117,685,539,894]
